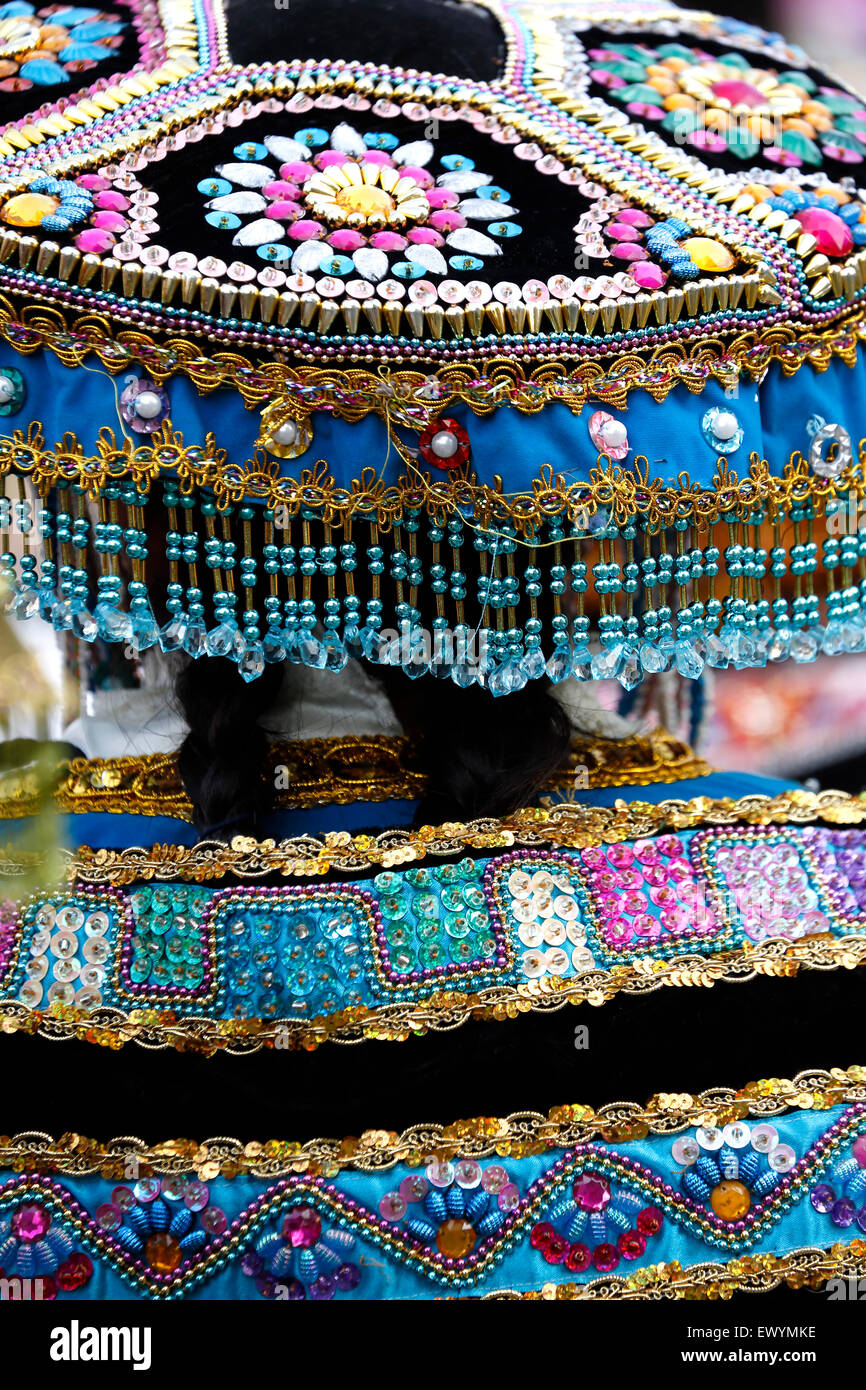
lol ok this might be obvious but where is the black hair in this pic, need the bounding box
[175,657,284,837]
[173,657,572,837]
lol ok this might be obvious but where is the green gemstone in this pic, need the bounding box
[777,129,822,164]
[385,923,412,947]
[444,912,472,939]
[615,83,666,106]
[420,942,447,968]
[380,895,409,921]
[725,128,760,160]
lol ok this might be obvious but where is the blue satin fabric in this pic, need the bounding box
[3,340,863,490]
[3,1103,859,1300]
[0,772,798,851]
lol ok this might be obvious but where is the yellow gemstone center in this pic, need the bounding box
[709,1179,752,1221]
[144,1231,182,1274]
[435,1217,477,1258]
[334,184,396,221]
[679,236,736,273]
[2,192,59,227]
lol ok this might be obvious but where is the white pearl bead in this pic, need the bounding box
[600,419,627,448]
[712,410,739,441]
[271,420,299,447]
[0,375,15,405]
[134,390,163,420]
[430,429,458,459]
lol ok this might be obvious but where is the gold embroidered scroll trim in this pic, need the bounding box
[48,788,866,883]
[479,1242,866,1301]
[1,932,864,1057]
[3,421,866,534]
[0,1067,861,1177]
[0,730,712,821]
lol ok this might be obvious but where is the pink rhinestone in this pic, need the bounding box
[288,220,325,241]
[282,1206,322,1247]
[573,1175,610,1212]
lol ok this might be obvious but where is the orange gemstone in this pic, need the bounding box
[144,1232,182,1274]
[435,1217,476,1258]
[335,183,395,221]
[710,1180,752,1221]
[3,192,59,227]
[680,236,736,273]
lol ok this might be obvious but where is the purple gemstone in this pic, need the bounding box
[810,1183,836,1213]
[831,1197,858,1227]
[241,1252,263,1277]
[335,1261,361,1291]
[309,1274,336,1300]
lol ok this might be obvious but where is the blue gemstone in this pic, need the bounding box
[197,177,232,197]
[205,210,241,230]
[488,221,521,237]
[363,131,398,150]
[392,260,425,279]
[233,142,269,161]
[256,243,291,263]
[293,127,330,149]
[441,154,475,171]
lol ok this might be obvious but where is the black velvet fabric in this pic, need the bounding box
[2,964,861,1141]
[225,0,506,81]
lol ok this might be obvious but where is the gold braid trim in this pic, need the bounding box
[479,1242,866,1301]
[1,932,865,1056]
[54,788,866,883]
[0,730,711,821]
[0,294,863,414]
[0,1067,861,1177]
[4,420,866,534]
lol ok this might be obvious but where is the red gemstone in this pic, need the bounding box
[572,1174,611,1212]
[794,207,854,257]
[592,1242,620,1272]
[56,1252,94,1291]
[565,1242,591,1272]
[637,1205,664,1235]
[530,1221,555,1250]
[711,79,766,108]
[542,1234,569,1265]
[617,1229,647,1260]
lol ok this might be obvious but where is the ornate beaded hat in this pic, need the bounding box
[2,0,866,692]
[3,0,866,1321]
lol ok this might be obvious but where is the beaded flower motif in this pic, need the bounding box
[242,1205,361,1301]
[530,1173,664,1274]
[378,1159,519,1260]
[588,40,866,169]
[98,1176,226,1276]
[198,123,521,285]
[674,1120,797,1223]
[0,1201,93,1297]
[810,1132,866,1233]
[0,2,126,90]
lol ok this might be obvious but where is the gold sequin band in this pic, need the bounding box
[52,788,866,882]
[0,1067,861,1177]
[479,1242,866,1301]
[0,730,712,821]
